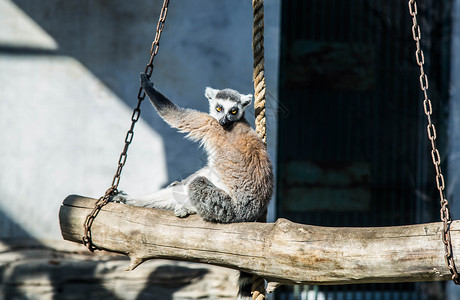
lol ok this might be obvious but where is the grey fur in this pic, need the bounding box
[188,176,267,223]
[238,272,253,298]
[216,89,240,102]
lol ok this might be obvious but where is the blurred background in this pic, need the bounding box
[1,0,460,299]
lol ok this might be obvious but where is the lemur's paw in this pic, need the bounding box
[110,191,129,203]
[174,203,197,218]
[174,204,191,218]
[140,73,154,89]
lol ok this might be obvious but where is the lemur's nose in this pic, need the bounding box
[219,117,231,127]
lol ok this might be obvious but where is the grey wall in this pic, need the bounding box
[0,0,280,241]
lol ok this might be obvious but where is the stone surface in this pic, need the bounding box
[0,240,239,300]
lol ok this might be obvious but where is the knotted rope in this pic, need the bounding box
[251,1,267,299]
[253,0,267,145]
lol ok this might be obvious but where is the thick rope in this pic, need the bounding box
[253,0,267,145]
[251,0,267,299]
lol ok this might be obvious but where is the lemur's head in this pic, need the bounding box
[205,87,252,127]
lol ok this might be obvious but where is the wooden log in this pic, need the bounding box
[59,195,460,286]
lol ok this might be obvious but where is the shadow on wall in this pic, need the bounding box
[0,210,107,299]
[6,0,229,184]
[134,265,208,300]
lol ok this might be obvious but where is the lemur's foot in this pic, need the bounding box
[110,191,129,203]
[174,205,190,218]
[174,202,197,218]
[111,192,151,207]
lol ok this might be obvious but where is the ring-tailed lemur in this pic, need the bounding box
[113,73,274,298]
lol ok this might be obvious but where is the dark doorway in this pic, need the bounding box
[276,0,452,299]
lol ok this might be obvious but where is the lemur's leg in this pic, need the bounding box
[112,184,197,217]
[188,176,240,223]
[112,187,177,209]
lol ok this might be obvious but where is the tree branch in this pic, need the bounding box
[59,195,458,286]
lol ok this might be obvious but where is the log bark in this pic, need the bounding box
[59,195,460,286]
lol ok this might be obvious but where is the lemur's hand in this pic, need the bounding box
[140,73,176,112]
[140,73,154,91]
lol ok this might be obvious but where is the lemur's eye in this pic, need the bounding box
[216,105,223,112]
[231,108,238,115]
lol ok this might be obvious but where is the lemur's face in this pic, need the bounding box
[205,88,252,127]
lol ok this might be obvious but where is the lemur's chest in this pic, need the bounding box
[205,123,266,175]
[211,135,266,175]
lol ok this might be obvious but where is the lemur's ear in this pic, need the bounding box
[241,94,253,107]
[205,87,219,100]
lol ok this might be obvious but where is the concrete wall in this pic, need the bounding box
[0,0,280,241]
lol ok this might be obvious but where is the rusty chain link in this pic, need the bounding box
[408,0,459,284]
[82,0,170,252]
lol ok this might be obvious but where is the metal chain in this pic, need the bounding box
[82,0,170,252]
[408,0,459,284]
